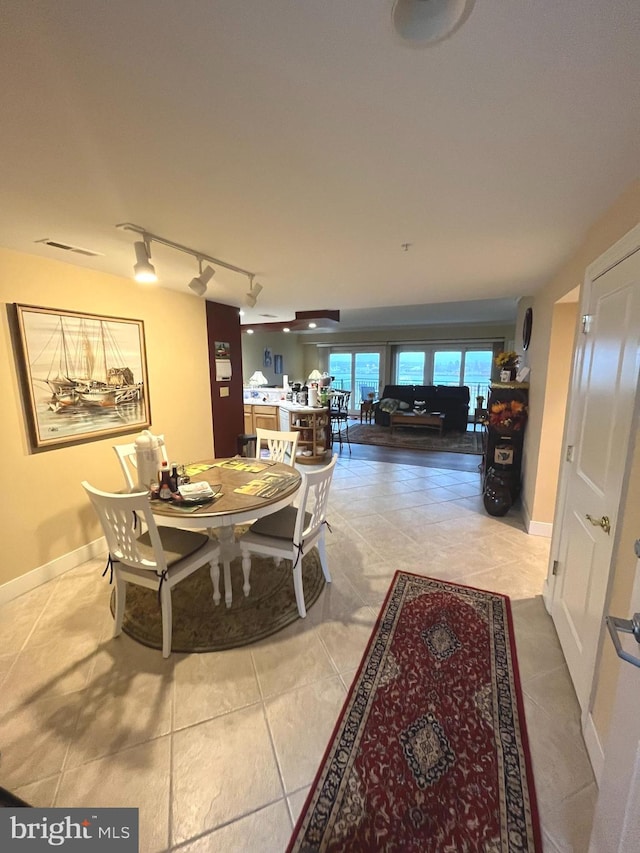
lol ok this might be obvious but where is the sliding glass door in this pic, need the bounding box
[394,345,492,401]
[328,350,382,408]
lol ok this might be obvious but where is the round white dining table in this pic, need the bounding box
[150,458,301,607]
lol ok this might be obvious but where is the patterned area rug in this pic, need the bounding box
[114,550,325,653]
[347,423,483,455]
[288,572,541,852]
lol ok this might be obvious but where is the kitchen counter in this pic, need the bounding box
[244,398,327,412]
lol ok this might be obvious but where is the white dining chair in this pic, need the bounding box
[238,454,338,617]
[255,428,299,466]
[113,435,169,490]
[82,481,221,658]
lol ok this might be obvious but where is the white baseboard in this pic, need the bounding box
[0,537,106,606]
[526,519,553,537]
[521,499,553,538]
[583,710,605,784]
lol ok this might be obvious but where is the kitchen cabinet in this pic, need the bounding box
[243,405,279,433]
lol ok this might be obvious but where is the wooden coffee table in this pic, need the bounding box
[390,411,445,436]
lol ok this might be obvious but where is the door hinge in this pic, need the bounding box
[566,445,574,462]
[581,314,593,334]
[552,560,559,576]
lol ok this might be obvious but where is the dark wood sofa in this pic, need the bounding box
[374,384,470,432]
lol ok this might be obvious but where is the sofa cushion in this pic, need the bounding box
[378,397,400,413]
[382,385,412,400]
[436,385,470,404]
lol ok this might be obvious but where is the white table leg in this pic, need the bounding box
[216,526,236,608]
[209,561,221,605]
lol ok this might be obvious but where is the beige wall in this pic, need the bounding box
[524,179,640,529]
[523,301,578,524]
[526,179,640,750]
[1,247,214,587]
[303,323,515,347]
[241,331,304,386]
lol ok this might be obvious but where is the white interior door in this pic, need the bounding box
[589,562,640,852]
[551,239,640,713]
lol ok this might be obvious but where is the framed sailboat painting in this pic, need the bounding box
[14,304,151,449]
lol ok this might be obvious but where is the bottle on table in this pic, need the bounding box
[158,461,172,501]
[170,462,179,493]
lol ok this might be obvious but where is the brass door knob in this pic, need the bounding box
[585,514,611,535]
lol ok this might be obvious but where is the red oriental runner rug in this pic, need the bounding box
[287,572,541,852]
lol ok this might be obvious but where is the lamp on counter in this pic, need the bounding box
[308,369,323,384]
[248,370,269,388]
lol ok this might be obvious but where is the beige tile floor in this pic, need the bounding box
[0,453,596,852]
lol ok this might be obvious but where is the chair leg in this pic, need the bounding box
[160,583,172,658]
[210,561,221,605]
[292,561,307,618]
[342,418,351,453]
[241,551,252,597]
[317,535,331,583]
[113,574,127,638]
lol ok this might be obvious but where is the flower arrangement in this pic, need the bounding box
[489,399,528,431]
[495,351,519,369]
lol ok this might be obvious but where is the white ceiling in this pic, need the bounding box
[1,1,638,330]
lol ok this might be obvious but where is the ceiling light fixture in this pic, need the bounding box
[245,275,264,308]
[133,240,157,283]
[117,222,257,301]
[392,0,475,46]
[188,259,215,296]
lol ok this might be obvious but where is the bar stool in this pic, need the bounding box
[237,433,257,457]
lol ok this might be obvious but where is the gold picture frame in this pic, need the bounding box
[14,304,151,450]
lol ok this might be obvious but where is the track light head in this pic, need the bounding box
[188,262,215,296]
[188,277,207,296]
[133,240,157,283]
[245,280,263,308]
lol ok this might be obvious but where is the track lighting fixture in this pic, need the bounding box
[245,276,263,308]
[117,222,258,303]
[133,240,157,283]
[188,259,215,296]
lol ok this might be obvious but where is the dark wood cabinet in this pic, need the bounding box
[482,383,529,514]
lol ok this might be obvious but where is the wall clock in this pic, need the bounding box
[522,307,533,350]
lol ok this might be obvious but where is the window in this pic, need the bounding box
[463,350,493,400]
[328,350,382,406]
[397,352,425,384]
[393,345,493,400]
[433,351,461,385]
